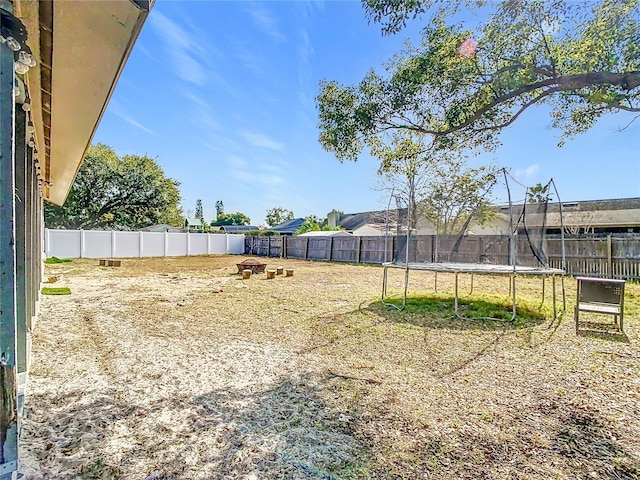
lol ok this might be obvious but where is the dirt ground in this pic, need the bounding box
[19,255,640,479]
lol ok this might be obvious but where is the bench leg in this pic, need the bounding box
[575,306,579,334]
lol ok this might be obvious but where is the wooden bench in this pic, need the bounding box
[575,277,625,333]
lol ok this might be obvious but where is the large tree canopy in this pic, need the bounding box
[265,206,294,228]
[45,144,183,230]
[317,0,640,161]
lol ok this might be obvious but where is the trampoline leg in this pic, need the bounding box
[541,275,546,306]
[511,274,517,321]
[470,273,474,295]
[381,265,407,311]
[552,275,557,319]
[454,272,460,318]
[434,272,438,293]
[382,266,388,299]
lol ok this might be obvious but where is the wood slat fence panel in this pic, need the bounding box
[243,234,640,280]
[330,237,359,262]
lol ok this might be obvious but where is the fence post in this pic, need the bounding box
[164,231,168,256]
[607,235,612,278]
[80,229,85,258]
[431,235,436,262]
[268,236,271,258]
[392,235,396,263]
[111,230,116,258]
[186,232,190,256]
[356,236,361,263]
[328,236,333,261]
[139,231,143,258]
[305,237,310,260]
[283,235,287,259]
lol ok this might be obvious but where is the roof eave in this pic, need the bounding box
[15,0,153,206]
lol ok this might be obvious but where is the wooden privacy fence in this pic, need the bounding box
[245,234,640,281]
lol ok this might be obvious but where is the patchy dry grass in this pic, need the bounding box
[20,255,640,479]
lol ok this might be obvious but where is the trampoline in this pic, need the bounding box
[381,169,567,321]
[382,261,566,321]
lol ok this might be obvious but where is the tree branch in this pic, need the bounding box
[393,71,640,137]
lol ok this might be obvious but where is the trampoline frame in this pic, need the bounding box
[382,261,566,321]
[381,170,567,322]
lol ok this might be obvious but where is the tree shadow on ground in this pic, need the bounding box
[19,373,367,480]
[551,401,640,479]
[366,390,640,480]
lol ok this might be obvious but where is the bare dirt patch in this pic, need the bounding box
[20,255,640,479]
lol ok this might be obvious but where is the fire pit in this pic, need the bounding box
[236,258,267,274]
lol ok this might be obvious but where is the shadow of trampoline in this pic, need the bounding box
[373,295,550,331]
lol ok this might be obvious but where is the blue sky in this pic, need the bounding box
[93,0,640,227]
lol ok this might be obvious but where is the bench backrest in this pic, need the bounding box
[578,279,625,305]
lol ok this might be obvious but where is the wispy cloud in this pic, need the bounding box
[227,153,287,197]
[149,11,208,86]
[109,105,156,136]
[246,3,286,42]
[242,132,285,152]
[297,28,314,67]
[515,164,539,180]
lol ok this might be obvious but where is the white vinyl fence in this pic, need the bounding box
[45,229,245,259]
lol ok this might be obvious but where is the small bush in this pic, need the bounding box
[41,287,71,295]
[44,256,72,264]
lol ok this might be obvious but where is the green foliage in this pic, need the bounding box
[419,157,499,235]
[215,200,224,218]
[195,199,204,222]
[41,287,71,295]
[211,212,251,226]
[44,256,72,264]
[265,207,294,227]
[528,182,553,203]
[294,217,322,235]
[318,0,640,160]
[372,133,497,233]
[44,144,183,230]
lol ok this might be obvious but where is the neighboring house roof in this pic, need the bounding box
[298,230,352,237]
[337,209,436,235]
[185,218,203,227]
[272,218,305,234]
[491,197,640,231]
[218,225,259,232]
[338,210,392,231]
[140,224,180,232]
